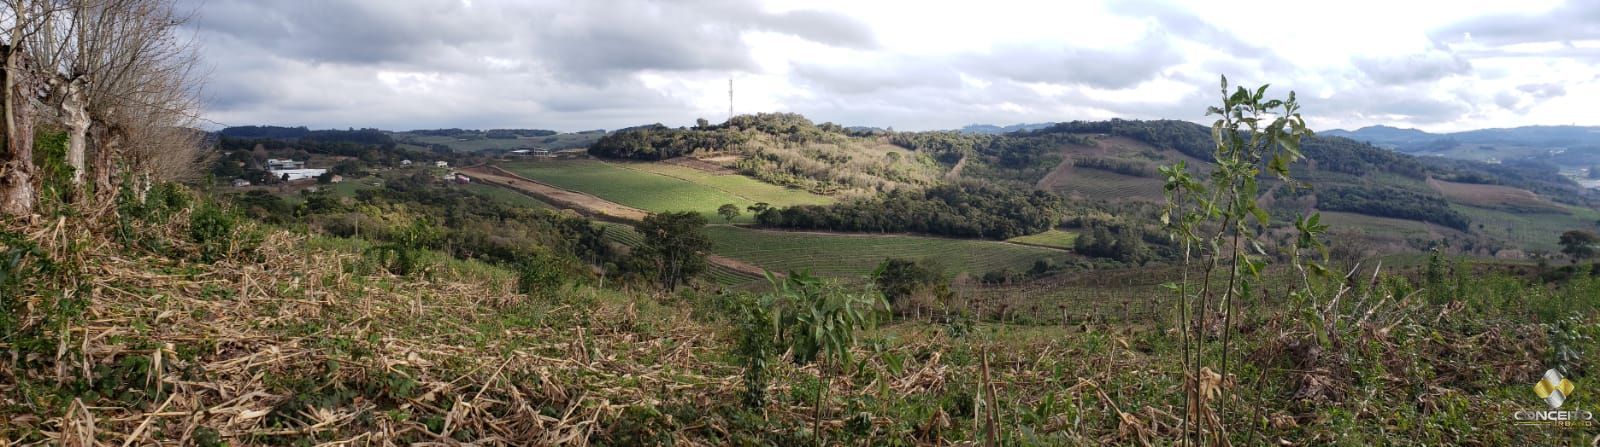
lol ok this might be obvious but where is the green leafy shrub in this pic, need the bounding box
[189,202,240,262]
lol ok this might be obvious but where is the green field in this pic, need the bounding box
[460,183,555,210]
[1006,229,1078,249]
[703,226,1067,279]
[501,159,832,222]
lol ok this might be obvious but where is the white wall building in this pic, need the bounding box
[270,168,327,182]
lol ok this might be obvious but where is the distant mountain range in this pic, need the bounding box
[1322,125,1600,151]
[958,123,1055,134]
[1321,124,1600,166]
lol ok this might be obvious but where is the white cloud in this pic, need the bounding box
[184,0,1598,133]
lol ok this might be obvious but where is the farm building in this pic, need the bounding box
[270,168,327,182]
[435,161,449,167]
[266,159,304,170]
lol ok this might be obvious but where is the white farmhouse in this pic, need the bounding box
[270,168,327,182]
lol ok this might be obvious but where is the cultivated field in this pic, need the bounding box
[1044,168,1166,202]
[703,226,1067,279]
[1427,178,1568,213]
[1316,211,1448,246]
[500,159,832,222]
[459,183,555,210]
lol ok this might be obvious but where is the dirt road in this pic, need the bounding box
[459,165,650,223]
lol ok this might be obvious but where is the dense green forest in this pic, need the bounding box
[1314,185,1472,230]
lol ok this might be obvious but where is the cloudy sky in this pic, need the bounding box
[182,0,1600,133]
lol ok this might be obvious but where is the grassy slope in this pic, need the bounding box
[1006,229,1078,249]
[501,159,831,223]
[1456,204,1600,252]
[703,225,1066,279]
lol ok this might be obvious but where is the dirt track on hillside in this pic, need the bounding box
[459,165,650,222]
[460,165,770,277]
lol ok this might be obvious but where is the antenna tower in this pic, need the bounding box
[728,78,734,122]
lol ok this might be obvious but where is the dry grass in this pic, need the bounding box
[4,199,1597,445]
[1,215,745,444]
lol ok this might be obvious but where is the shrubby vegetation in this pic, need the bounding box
[756,181,1063,239]
[1072,223,1150,264]
[872,257,949,313]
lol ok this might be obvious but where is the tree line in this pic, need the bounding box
[1313,185,1472,230]
[1036,119,1430,179]
[753,181,1063,240]
[1073,156,1157,177]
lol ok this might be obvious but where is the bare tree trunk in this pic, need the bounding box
[61,76,88,190]
[90,123,120,205]
[2,45,37,217]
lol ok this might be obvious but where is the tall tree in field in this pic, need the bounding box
[716,203,740,223]
[637,211,711,291]
[1560,230,1599,263]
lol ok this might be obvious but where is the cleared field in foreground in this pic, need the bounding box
[501,159,832,222]
[704,226,1066,279]
[1006,229,1078,249]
